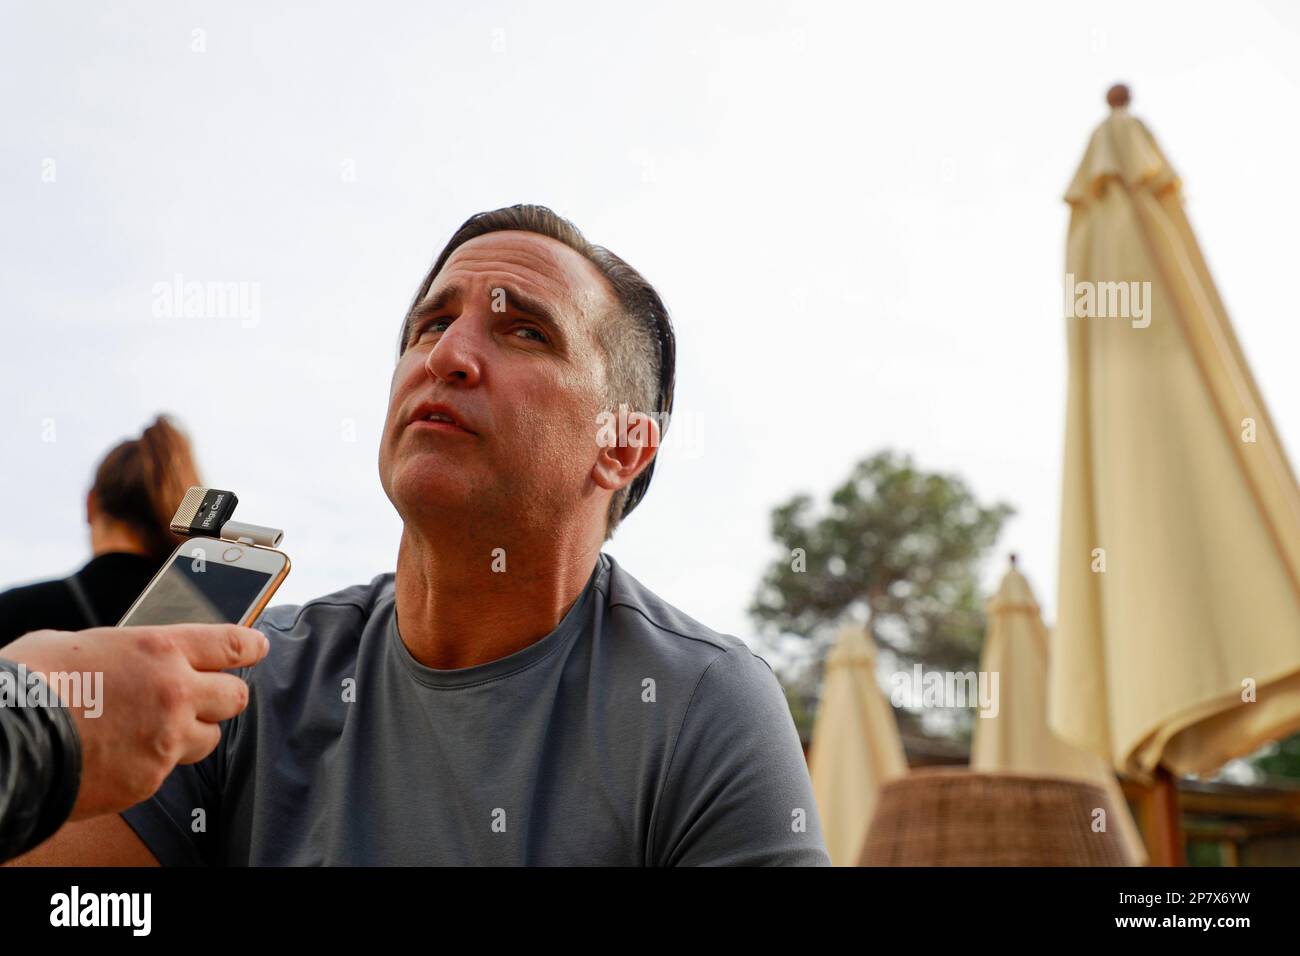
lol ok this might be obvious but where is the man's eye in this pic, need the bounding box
[513,326,547,343]
[415,319,449,341]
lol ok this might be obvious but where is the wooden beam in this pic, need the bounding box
[1148,765,1186,866]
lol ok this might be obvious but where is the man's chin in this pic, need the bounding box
[391,471,478,520]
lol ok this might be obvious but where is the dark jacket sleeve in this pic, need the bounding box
[0,658,82,862]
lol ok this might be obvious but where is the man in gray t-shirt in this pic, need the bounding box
[121,552,829,865]
[19,205,830,866]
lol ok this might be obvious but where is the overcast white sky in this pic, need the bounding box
[2,0,1299,658]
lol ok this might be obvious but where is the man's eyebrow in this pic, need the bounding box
[402,282,566,344]
[402,285,459,343]
[498,286,562,330]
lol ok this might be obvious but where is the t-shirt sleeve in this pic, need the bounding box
[650,646,831,866]
[118,665,249,867]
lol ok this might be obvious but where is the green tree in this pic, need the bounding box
[1248,731,1300,781]
[751,450,1013,740]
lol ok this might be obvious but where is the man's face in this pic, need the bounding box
[379,230,616,536]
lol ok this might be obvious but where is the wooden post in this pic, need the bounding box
[1147,765,1185,866]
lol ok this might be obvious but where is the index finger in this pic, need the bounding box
[157,623,271,671]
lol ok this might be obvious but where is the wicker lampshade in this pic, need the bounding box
[858,769,1141,866]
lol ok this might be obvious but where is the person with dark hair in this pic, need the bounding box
[0,415,200,643]
[28,205,830,866]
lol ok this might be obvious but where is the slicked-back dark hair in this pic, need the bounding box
[401,204,676,538]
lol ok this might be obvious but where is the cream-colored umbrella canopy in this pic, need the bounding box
[809,624,908,866]
[1050,86,1300,781]
[973,558,1147,864]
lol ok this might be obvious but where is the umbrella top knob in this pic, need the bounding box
[1106,83,1131,109]
[1009,552,1018,567]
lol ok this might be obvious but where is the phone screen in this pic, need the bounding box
[121,558,275,626]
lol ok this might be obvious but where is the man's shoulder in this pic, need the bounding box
[253,573,395,641]
[601,555,825,866]
[600,553,772,678]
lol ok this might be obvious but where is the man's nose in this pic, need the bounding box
[423,313,484,387]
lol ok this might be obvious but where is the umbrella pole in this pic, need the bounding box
[1147,765,1185,866]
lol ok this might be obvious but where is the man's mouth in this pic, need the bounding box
[408,402,477,435]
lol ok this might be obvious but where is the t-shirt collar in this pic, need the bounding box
[388,554,608,689]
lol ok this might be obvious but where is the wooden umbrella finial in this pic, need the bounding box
[1107,83,1131,109]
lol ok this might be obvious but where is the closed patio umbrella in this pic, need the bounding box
[974,556,1147,864]
[809,623,908,865]
[1050,85,1300,788]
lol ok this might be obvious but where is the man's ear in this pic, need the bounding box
[85,490,97,526]
[591,409,661,494]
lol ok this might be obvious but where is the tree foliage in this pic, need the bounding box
[750,450,1014,676]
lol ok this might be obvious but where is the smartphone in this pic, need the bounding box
[117,537,291,627]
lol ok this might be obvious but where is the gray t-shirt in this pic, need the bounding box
[121,552,830,866]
